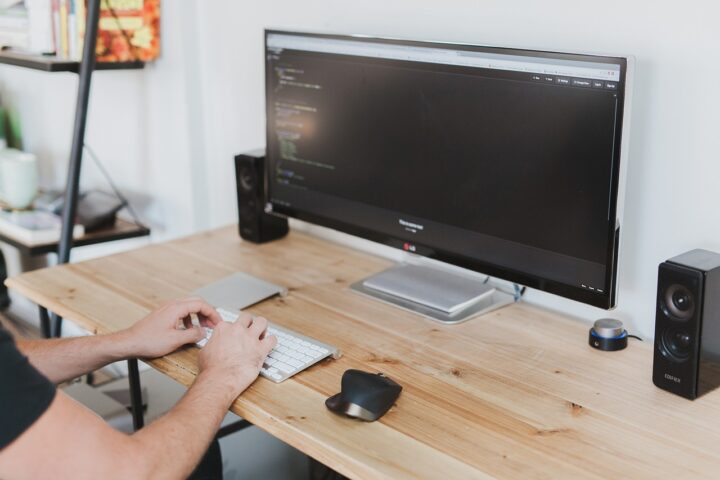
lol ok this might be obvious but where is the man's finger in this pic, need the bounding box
[249,316,268,337]
[197,314,219,328]
[235,312,253,328]
[262,334,278,354]
[182,315,194,330]
[177,325,205,345]
[172,299,222,326]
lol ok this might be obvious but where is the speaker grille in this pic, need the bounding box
[653,262,703,398]
[238,165,256,193]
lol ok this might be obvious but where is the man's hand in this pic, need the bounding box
[198,313,277,397]
[0,308,278,480]
[118,297,223,359]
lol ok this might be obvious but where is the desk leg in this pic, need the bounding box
[0,250,9,310]
[216,419,252,439]
[127,359,145,431]
[39,307,51,339]
[52,314,63,338]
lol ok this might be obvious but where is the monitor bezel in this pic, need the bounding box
[264,28,631,310]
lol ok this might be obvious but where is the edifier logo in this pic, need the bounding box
[399,219,424,232]
[664,373,681,383]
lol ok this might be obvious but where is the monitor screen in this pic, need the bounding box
[264,30,630,309]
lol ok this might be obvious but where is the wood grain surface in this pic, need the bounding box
[6,226,720,479]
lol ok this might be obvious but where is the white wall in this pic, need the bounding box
[2,0,719,340]
[188,0,720,338]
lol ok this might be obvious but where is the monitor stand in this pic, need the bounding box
[350,263,516,324]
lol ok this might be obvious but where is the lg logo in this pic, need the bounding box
[664,373,681,384]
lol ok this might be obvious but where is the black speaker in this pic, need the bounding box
[653,249,720,399]
[234,149,288,243]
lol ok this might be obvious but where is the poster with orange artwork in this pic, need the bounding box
[95,0,160,62]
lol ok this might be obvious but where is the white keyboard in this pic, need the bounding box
[195,308,341,383]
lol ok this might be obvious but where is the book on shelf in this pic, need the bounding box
[0,209,84,245]
[74,0,82,58]
[0,2,27,30]
[96,0,159,62]
[67,0,75,58]
[0,0,54,53]
[0,2,29,50]
[27,0,54,53]
[50,0,60,55]
[58,0,67,56]
[0,0,159,62]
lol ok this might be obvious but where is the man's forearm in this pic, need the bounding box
[129,370,244,479]
[0,370,246,480]
[17,332,133,384]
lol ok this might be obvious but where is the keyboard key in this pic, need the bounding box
[275,362,295,373]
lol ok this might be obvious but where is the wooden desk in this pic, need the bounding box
[6,226,720,479]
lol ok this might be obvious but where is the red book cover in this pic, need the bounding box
[95,0,160,62]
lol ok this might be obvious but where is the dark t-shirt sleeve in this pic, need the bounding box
[0,327,56,450]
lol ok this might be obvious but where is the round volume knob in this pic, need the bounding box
[589,318,628,351]
[592,318,625,338]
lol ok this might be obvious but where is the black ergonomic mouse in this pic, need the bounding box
[325,369,402,421]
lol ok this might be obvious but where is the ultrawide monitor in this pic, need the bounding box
[264,30,632,309]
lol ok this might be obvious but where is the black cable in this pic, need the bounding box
[512,283,527,301]
[83,143,146,228]
[482,277,526,300]
[628,334,643,341]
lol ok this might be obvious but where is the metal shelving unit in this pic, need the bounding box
[0,218,150,256]
[0,49,144,72]
[0,0,149,338]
